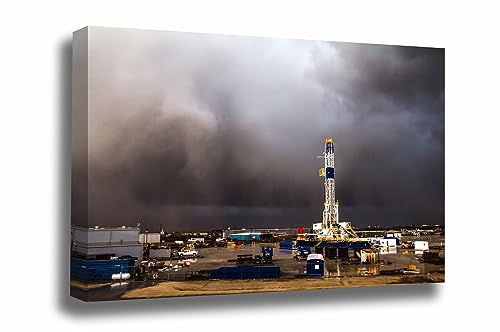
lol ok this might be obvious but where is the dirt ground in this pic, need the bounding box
[70,280,112,290]
[120,273,444,299]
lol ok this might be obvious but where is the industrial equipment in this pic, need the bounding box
[235,254,257,265]
[233,247,274,265]
[261,246,274,263]
[294,247,311,260]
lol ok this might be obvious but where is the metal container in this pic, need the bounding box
[149,248,171,259]
[210,265,281,279]
[71,257,135,281]
[279,241,294,250]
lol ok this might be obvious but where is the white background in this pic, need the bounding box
[0,0,499,330]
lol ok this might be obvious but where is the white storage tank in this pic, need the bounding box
[111,272,131,280]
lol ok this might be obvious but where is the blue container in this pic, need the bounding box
[326,167,335,179]
[262,247,273,257]
[279,241,295,250]
[71,257,135,281]
[306,254,325,277]
[296,239,318,247]
[228,233,261,242]
[210,265,280,279]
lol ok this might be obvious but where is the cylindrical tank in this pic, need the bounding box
[111,272,131,280]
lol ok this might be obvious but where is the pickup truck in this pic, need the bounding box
[179,249,198,258]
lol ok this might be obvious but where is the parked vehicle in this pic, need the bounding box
[179,249,198,258]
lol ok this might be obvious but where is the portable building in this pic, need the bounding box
[378,238,397,247]
[414,241,429,251]
[306,254,325,277]
[71,226,143,260]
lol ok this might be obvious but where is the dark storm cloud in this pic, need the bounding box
[306,42,444,225]
[80,27,444,231]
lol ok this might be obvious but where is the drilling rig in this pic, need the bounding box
[317,138,359,241]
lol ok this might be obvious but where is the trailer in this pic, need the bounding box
[149,248,171,259]
[414,241,429,251]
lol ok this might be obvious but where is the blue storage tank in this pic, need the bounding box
[306,254,325,277]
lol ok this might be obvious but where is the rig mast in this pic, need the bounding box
[321,138,338,229]
[318,138,358,240]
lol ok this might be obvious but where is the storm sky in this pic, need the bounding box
[78,27,444,231]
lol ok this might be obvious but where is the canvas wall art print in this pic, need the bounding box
[71,26,444,302]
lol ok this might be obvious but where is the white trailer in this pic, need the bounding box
[414,241,429,251]
[378,238,397,247]
[149,248,172,259]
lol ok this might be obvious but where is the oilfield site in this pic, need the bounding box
[71,228,444,301]
[70,139,445,301]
